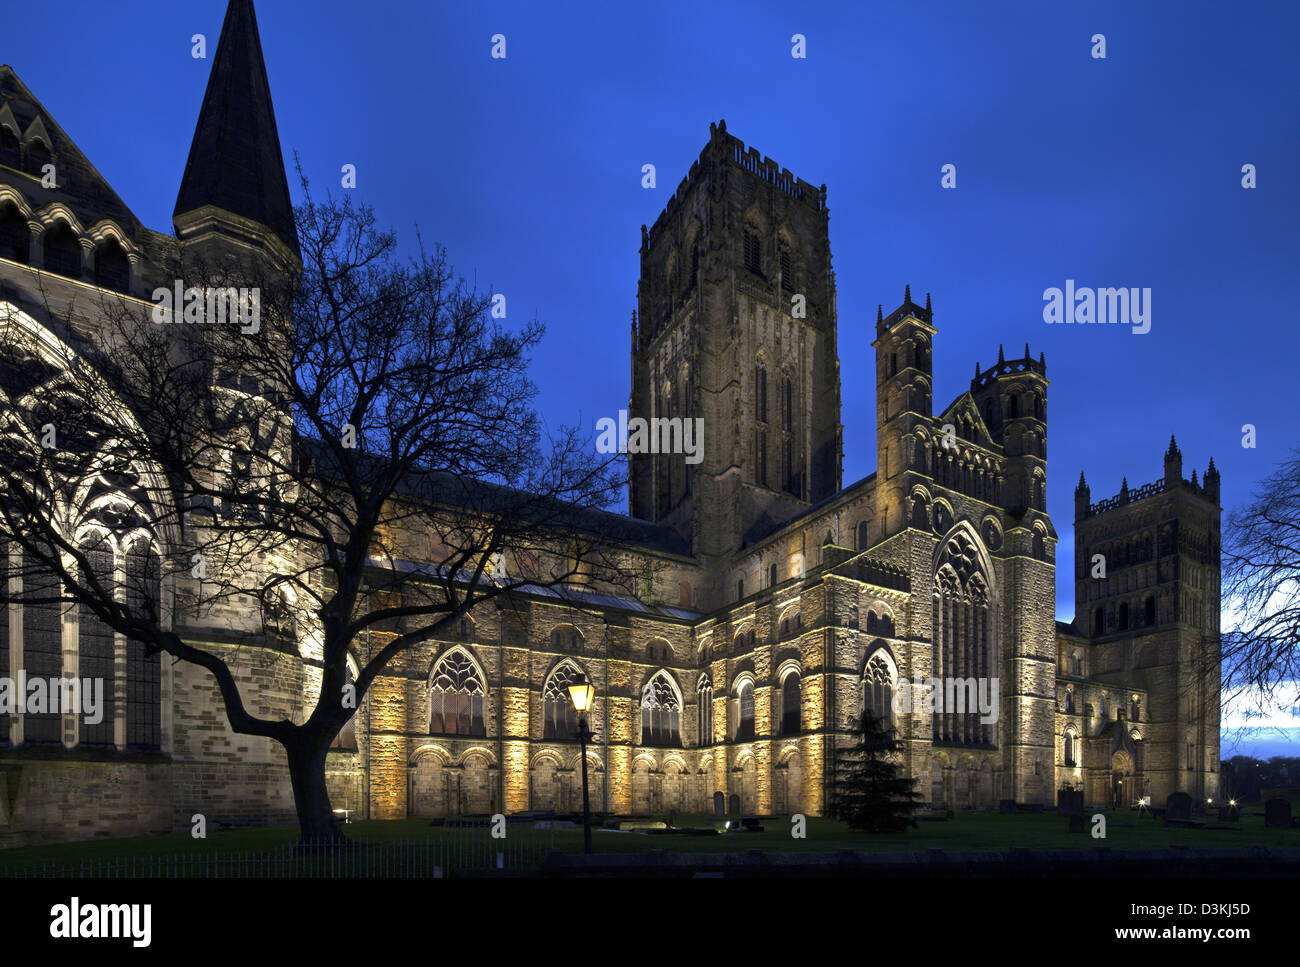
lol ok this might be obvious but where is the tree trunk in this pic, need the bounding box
[286,736,346,845]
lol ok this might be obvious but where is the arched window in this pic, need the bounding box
[1064,732,1076,767]
[551,624,582,653]
[1093,606,1104,637]
[124,540,161,750]
[0,544,8,745]
[1008,394,1018,419]
[429,648,486,736]
[779,610,801,640]
[78,534,115,748]
[779,241,794,293]
[780,671,801,735]
[22,560,64,746]
[857,520,869,551]
[866,610,895,638]
[864,652,894,729]
[932,530,992,745]
[0,203,29,263]
[43,220,81,278]
[93,238,130,293]
[543,661,588,740]
[1064,689,1073,713]
[735,679,755,740]
[24,138,51,178]
[911,494,927,529]
[1098,694,1106,719]
[743,227,761,275]
[1130,698,1140,722]
[0,124,20,168]
[769,562,777,588]
[1118,602,1129,630]
[696,674,713,747]
[1143,596,1155,626]
[330,656,359,751]
[641,672,680,747]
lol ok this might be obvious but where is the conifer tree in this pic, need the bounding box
[832,711,923,832]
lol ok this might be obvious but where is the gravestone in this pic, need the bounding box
[1165,791,1193,822]
[728,794,740,818]
[1057,789,1084,816]
[1068,814,1086,833]
[999,799,1017,815]
[1264,797,1293,829]
[713,792,725,818]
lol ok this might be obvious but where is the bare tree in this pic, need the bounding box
[1219,447,1300,729]
[0,184,634,843]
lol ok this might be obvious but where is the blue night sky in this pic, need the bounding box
[7,2,1300,754]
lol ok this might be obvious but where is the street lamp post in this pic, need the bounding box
[567,674,595,854]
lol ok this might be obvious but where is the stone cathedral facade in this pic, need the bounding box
[0,1,1220,845]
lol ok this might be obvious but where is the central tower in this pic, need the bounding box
[630,120,842,572]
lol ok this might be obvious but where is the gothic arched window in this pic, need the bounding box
[780,670,801,735]
[864,652,894,729]
[21,562,63,746]
[857,520,870,551]
[641,671,681,746]
[696,674,713,747]
[543,660,588,740]
[124,540,161,750]
[78,534,115,748]
[735,678,755,741]
[93,238,130,293]
[429,648,486,736]
[931,530,992,746]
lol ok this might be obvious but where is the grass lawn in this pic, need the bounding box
[1,803,1296,875]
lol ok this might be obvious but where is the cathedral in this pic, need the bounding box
[0,0,1221,845]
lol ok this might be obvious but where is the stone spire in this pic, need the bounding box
[1163,433,1183,484]
[174,0,299,259]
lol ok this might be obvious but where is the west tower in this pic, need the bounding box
[1074,438,1222,804]
[630,120,842,578]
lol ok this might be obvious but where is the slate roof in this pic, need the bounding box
[0,66,143,236]
[174,0,299,258]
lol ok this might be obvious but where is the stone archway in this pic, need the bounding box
[663,760,686,814]
[785,752,803,815]
[632,759,654,814]
[1110,749,1133,810]
[410,750,452,818]
[739,757,757,814]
